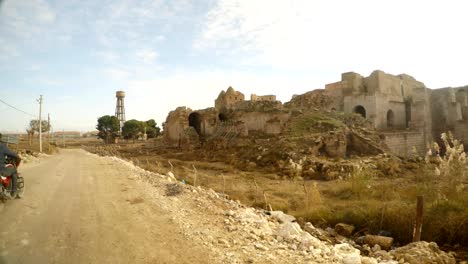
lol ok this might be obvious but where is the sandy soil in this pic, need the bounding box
[0,149,213,264]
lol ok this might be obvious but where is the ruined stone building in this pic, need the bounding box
[164,87,288,146]
[163,70,468,157]
[320,70,468,156]
[214,87,245,110]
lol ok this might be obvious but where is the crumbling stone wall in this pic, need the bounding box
[164,106,192,142]
[235,112,291,135]
[251,94,277,102]
[430,86,468,147]
[285,90,334,111]
[215,87,245,110]
[164,103,291,145]
[383,131,427,156]
[164,72,468,157]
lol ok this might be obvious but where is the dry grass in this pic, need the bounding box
[85,139,468,247]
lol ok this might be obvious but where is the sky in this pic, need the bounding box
[1,0,467,133]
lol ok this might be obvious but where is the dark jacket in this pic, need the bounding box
[0,143,19,166]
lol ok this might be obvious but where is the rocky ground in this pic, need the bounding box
[97,152,461,264]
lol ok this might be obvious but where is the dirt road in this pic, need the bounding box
[0,149,213,264]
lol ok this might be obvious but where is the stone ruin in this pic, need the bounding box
[163,70,468,157]
[164,87,288,147]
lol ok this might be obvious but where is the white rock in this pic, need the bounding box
[166,171,176,179]
[269,211,296,223]
[276,222,302,241]
[225,210,235,217]
[361,256,378,264]
[218,239,229,245]
[372,244,381,252]
[255,243,269,251]
[334,243,362,264]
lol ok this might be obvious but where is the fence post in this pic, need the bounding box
[413,196,424,242]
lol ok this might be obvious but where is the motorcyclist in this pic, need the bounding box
[0,134,21,198]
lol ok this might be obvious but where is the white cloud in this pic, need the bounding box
[0,0,56,37]
[195,0,468,88]
[94,0,195,49]
[136,49,159,64]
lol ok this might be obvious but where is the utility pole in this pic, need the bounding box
[37,95,43,153]
[48,113,51,152]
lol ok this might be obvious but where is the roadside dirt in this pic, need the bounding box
[2,149,460,264]
[0,149,214,264]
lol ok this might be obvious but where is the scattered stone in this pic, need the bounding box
[334,243,361,264]
[390,241,456,264]
[364,235,394,250]
[268,211,296,223]
[335,223,355,237]
[372,244,381,252]
[167,171,176,180]
[165,183,183,196]
[361,256,378,264]
[254,243,269,251]
[225,210,235,217]
[218,239,229,245]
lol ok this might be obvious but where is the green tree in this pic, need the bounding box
[27,119,51,145]
[145,119,161,138]
[122,119,145,142]
[29,119,51,133]
[96,115,120,143]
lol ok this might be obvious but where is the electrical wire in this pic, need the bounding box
[0,98,37,117]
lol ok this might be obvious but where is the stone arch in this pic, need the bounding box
[188,112,203,135]
[387,109,395,128]
[353,105,366,118]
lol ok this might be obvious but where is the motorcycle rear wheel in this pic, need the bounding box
[16,176,25,198]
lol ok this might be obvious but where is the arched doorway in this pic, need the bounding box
[188,112,202,135]
[219,113,228,122]
[387,110,394,128]
[353,105,366,118]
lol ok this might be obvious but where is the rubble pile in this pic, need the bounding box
[389,242,457,264]
[18,151,49,164]
[285,90,334,110]
[84,151,460,264]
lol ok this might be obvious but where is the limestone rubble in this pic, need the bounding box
[88,151,458,264]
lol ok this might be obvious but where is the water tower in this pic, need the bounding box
[115,91,126,133]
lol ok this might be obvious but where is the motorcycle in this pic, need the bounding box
[0,156,25,201]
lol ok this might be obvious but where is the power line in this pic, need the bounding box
[0,98,37,117]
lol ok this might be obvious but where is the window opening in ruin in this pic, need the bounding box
[188,112,202,135]
[219,113,228,122]
[353,105,366,118]
[387,110,394,128]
